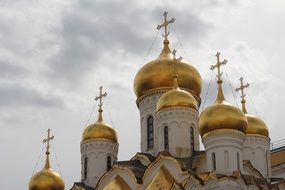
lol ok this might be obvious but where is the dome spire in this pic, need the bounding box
[171,49,183,90]
[157,11,175,57]
[95,86,107,122]
[235,77,250,113]
[210,52,227,103]
[43,128,54,169]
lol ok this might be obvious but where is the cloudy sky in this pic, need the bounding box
[1,0,285,189]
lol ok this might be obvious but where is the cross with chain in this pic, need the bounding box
[235,77,250,102]
[157,11,175,41]
[210,52,227,82]
[95,86,107,112]
[43,128,54,154]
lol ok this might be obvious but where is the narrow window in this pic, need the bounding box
[266,151,269,177]
[147,116,154,149]
[164,126,169,150]
[84,157,88,179]
[237,152,240,170]
[190,127,194,150]
[224,150,229,169]
[212,152,216,171]
[107,156,112,171]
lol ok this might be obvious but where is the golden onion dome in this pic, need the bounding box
[134,40,202,99]
[156,88,197,112]
[245,114,269,137]
[82,111,118,142]
[29,146,64,190]
[198,54,247,137]
[235,77,269,137]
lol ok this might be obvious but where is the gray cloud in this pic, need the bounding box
[0,83,65,108]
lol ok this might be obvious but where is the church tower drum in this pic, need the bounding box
[80,86,118,188]
[133,12,202,156]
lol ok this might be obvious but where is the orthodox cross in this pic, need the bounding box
[95,86,107,112]
[172,50,182,89]
[210,52,227,82]
[157,11,175,40]
[235,77,250,103]
[43,128,54,154]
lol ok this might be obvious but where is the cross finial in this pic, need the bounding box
[235,77,250,113]
[95,86,107,113]
[43,128,54,155]
[210,52,227,83]
[171,49,182,89]
[157,11,175,42]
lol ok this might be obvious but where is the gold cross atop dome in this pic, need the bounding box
[43,128,54,155]
[210,52,227,83]
[171,49,182,89]
[157,11,175,42]
[43,128,54,169]
[95,86,107,122]
[235,77,250,113]
[95,86,107,113]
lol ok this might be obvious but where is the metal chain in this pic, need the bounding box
[84,102,97,127]
[173,27,191,62]
[105,100,116,129]
[200,72,213,111]
[52,142,63,177]
[224,70,239,106]
[31,144,45,176]
[141,30,160,66]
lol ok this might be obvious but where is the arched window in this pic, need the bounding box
[237,152,240,170]
[164,126,169,150]
[84,157,88,179]
[147,116,154,149]
[212,152,216,171]
[224,150,229,169]
[190,127,194,150]
[107,156,112,171]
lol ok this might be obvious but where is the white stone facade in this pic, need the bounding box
[136,91,164,156]
[202,129,245,174]
[243,134,271,179]
[80,139,118,188]
[155,107,199,157]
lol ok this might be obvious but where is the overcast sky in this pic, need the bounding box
[1,0,285,189]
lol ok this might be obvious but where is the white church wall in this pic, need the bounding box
[80,139,118,188]
[202,129,245,174]
[137,91,164,156]
[243,135,271,178]
[155,107,199,157]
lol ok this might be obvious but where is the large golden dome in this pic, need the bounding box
[134,40,202,99]
[82,112,118,142]
[29,168,65,190]
[156,88,197,112]
[245,114,269,137]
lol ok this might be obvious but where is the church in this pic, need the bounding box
[29,12,285,190]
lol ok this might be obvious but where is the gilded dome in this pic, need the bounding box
[134,40,202,98]
[245,114,269,137]
[198,81,247,137]
[29,146,64,190]
[82,112,118,142]
[29,168,65,190]
[156,88,197,112]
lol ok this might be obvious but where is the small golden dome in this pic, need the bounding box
[29,168,65,190]
[156,88,197,112]
[134,40,202,98]
[198,53,247,137]
[245,114,269,137]
[82,112,118,142]
[198,99,248,137]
